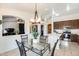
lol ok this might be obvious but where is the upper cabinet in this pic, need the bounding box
[54,19,79,29]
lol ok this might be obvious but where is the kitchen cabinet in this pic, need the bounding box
[54,19,79,29]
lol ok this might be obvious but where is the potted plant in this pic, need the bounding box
[32,31,39,39]
[32,28,39,43]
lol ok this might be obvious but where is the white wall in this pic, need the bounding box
[0,8,33,54]
[0,35,21,54]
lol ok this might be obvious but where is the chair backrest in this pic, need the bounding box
[21,34,28,42]
[15,40,27,56]
[51,39,59,56]
[40,36,48,43]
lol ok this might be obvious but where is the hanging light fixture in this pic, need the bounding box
[30,4,41,24]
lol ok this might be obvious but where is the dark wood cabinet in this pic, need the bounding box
[77,36,79,44]
[54,19,79,29]
[69,34,79,44]
[60,34,79,44]
[71,34,78,42]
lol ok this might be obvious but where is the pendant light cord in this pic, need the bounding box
[34,3,38,20]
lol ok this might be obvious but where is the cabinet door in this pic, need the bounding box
[77,36,79,44]
[71,34,78,42]
[54,22,59,29]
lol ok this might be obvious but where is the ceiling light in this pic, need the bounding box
[30,4,41,24]
[66,4,70,11]
[52,9,59,16]
[55,13,59,16]
[52,9,55,15]
[36,17,41,22]
[30,18,35,22]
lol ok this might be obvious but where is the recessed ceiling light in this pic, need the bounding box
[52,9,55,15]
[66,4,70,11]
[52,9,59,16]
[55,13,59,16]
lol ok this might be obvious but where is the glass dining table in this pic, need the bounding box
[24,39,50,56]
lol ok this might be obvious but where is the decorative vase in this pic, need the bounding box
[33,38,39,43]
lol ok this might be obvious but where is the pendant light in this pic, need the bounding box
[30,4,41,24]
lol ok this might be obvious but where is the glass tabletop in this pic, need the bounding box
[32,42,49,50]
[24,40,49,50]
[24,40,50,56]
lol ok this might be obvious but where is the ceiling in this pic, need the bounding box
[0,3,79,17]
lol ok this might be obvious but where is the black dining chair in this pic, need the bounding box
[21,34,28,42]
[40,36,48,43]
[20,34,32,49]
[15,40,27,56]
[51,39,59,56]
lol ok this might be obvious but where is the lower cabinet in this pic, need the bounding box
[71,34,78,42]
[77,36,79,44]
[70,34,79,44]
[60,34,79,44]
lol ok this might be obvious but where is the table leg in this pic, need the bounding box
[40,50,43,56]
[49,44,51,52]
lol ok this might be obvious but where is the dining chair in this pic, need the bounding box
[40,36,48,43]
[21,34,32,50]
[51,39,59,56]
[21,34,28,42]
[15,40,27,56]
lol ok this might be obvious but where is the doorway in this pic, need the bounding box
[19,23,25,34]
[41,25,44,36]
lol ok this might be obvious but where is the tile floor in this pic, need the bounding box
[54,42,79,56]
[0,41,79,56]
[0,48,51,56]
